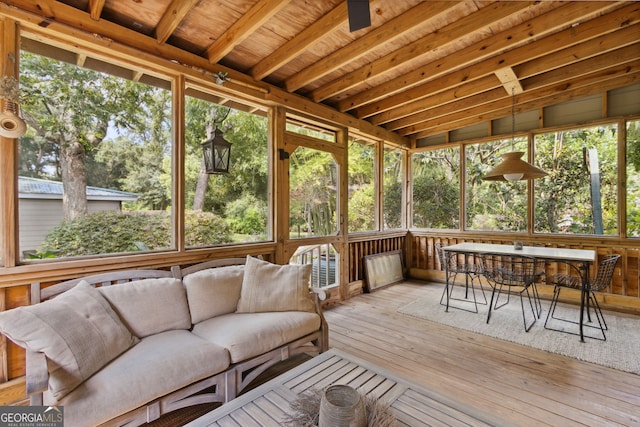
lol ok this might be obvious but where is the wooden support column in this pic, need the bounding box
[0,18,19,267]
[271,107,287,264]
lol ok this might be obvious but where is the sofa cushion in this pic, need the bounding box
[236,256,314,313]
[99,277,191,338]
[184,265,244,323]
[47,330,230,427]
[0,281,138,400]
[192,312,321,363]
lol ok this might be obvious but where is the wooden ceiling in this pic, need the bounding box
[3,1,639,146]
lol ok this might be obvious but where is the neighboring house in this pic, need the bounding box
[18,176,139,254]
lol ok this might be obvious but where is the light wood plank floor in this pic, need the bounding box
[322,280,640,427]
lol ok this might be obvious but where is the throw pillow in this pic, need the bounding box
[0,281,138,401]
[184,265,245,323]
[99,277,191,337]
[236,255,314,313]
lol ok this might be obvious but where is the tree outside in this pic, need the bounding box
[534,125,618,235]
[412,148,459,229]
[18,48,267,258]
[348,139,375,232]
[626,120,640,237]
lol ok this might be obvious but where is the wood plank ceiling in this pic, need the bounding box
[4,0,639,147]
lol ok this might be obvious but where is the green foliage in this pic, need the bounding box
[19,50,172,220]
[224,195,267,235]
[184,211,234,247]
[184,98,269,215]
[534,125,618,235]
[348,183,375,231]
[383,148,403,229]
[627,120,640,172]
[464,139,527,232]
[289,147,337,236]
[41,210,231,257]
[412,149,460,229]
[348,141,375,232]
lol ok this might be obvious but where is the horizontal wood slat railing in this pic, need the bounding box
[408,231,640,313]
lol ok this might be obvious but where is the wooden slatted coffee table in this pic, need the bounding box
[187,348,505,426]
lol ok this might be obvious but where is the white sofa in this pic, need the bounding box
[0,256,328,427]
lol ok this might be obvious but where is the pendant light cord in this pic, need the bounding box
[511,86,515,150]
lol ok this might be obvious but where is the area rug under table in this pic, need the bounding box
[397,285,640,375]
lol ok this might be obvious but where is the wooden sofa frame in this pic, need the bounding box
[25,258,329,427]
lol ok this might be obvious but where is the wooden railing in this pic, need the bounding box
[347,232,406,284]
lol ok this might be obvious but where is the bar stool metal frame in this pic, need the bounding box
[544,254,620,341]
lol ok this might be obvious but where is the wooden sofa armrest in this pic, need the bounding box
[309,288,329,352]
[26,350,48,404]
[310,287,327,301]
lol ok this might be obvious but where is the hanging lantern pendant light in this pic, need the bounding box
[202,127,231,174]
[482,88,547,181]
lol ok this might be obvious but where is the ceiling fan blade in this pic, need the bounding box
[347,0,371,32]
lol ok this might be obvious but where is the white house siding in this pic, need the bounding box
[19,199,122,254]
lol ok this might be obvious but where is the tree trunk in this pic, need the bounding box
[193,159,209,211]
[60,140,88,221]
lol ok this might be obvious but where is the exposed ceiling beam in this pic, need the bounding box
[354,3,639,121]
[375,38,639,131]
[88,0,105,21]
[412,69,640,139]
[309,0,536,103]
[402,88,508,135]
[387,53,636,134]
[284,1,456,93]
[250,2,348,80]
[372,75,498,127]
[340,1,626,114]
[0,1,407,147]
[378,23,640,133]
[522,43,639,92]
[398,60,640,136]
[206,0,291,64]
[155,0,199,45]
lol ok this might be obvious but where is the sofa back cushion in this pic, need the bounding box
[183,265,245,323]
[236,256,315,313]
[99,277,191,338]
[0,281,138,401]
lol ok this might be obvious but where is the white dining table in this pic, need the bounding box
[442,243,596,342]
